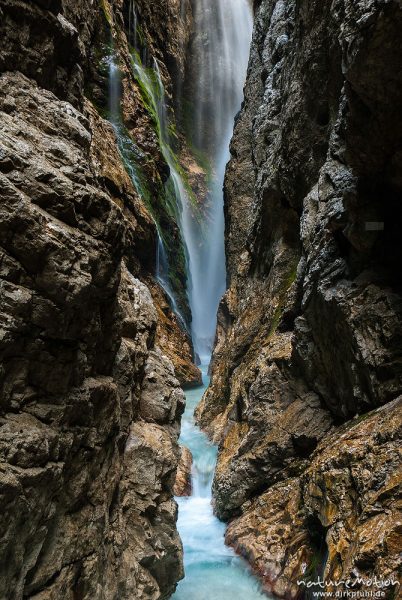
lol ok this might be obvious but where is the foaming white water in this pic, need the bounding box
[186,0,253,362]
[172,367,267,599]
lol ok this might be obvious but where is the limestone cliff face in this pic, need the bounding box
[0,0,197,598]
[196,0,402,596]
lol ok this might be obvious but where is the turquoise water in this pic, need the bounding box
[172,366,268,600]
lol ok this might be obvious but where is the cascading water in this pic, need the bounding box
[172,368,267,600]
[156,230,188,332]
[110,2,266,595]
[129,47,198,330]
[127,0,253,364]
[108,56,120,124]
[107,37,188,326]
[184,0,254,362]
[108,51,151,204]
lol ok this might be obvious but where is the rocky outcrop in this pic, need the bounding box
[196,0,402,596]
[134,0,193,107]
[173,445,193,497]
[0,0,200,598]
[225,398,402,598]
[146,278,202,388]
[0,66,183,600]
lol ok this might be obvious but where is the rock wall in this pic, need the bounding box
[0,0,198,597]
[196,0,402,597]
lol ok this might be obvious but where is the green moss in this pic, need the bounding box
[180,96,198,147]
[337,409,374,435]
[269,306,283,336]
[89,33,192,322]
[99,0,112,26]
[267,257,300,339]
[132,20,146,49]
[130,50,200,217]
[114,125,153,207]
[130,51,160,125]
[304,551,322,580]
[191,146,213,185]
[115,123,189,318]
[285,263,298,290]
[351,411,372,425]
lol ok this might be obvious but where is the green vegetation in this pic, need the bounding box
[304,550,323,580]
[99,0,112,27]
[189,142,214,187]
[268,256,300,338]
[114,124,153,209]
[269,305,283,337]
[89,29,195,321]
[284,261,298,290]
[130,50,200,217]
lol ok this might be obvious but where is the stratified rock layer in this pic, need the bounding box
[196,0,402,597]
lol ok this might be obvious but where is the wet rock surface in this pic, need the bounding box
[196,0,402,596]
[146,278,202,388]
[225,398,402,598]
[0,0,200,597]
[0,68,184,600]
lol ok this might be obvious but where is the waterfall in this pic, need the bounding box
[112,0,252,359]
[108,54,120,125]
[112,2,265,596]
[185,0,253,362]
[156,230,188,332]
[129,51,194,315]
[128,0,138,50]
[192,0,252,153]
[107,31,189,327]
[126,0,252,363]
[125,0,252,363]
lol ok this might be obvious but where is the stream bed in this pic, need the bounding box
[172,366,268,600]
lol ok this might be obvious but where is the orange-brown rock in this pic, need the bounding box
[174,445,193,497]
[146,277,202,388]
[225,398,402,599]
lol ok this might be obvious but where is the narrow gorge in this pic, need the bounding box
[0,1,401,600]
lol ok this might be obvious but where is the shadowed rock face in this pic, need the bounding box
[0,0,199,598]
[196,0,402,596]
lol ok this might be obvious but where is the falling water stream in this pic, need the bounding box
[186,0,254,362]
[111,1,265,596]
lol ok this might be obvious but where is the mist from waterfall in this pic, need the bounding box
[186,0,253,361]
[123,1,252,363]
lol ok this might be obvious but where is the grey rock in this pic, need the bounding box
[197,0,402,596]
